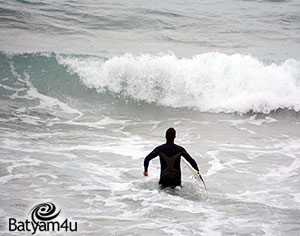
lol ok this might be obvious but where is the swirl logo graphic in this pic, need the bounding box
[9,202,77,234]
[29,202,61,224]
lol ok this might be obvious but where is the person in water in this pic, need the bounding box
[143,127,200,188]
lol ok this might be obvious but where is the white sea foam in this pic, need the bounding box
[58,52,300,113]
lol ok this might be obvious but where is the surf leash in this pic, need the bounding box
[196,170,207,192]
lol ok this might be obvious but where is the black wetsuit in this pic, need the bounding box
[144,141,199,188]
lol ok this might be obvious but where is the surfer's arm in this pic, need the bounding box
[144,147,159,173]
[181,148,199,172]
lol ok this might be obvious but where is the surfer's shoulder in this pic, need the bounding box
[175,144,187,153]
[154,143,166,150]
[170,143,185,152]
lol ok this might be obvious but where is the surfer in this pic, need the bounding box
[143,127,200,189]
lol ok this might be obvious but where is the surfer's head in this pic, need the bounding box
[166,127,176,142]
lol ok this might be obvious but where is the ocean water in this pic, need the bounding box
[0,0,300,235]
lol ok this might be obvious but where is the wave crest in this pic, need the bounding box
[57,52,300,113]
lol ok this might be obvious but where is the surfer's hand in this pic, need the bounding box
[143,171,148,177]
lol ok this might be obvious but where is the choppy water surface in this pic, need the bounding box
[1,0,300,59]
[0,0,300,235]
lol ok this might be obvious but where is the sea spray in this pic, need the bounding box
[57,52,300,113]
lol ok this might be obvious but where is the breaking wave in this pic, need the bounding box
[57,52,300,113]
[1,51,300,114]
